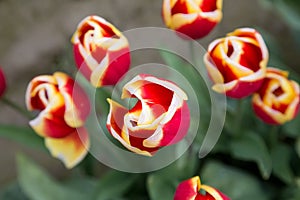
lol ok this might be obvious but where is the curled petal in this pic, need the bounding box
[45,126,90,169]
[72,15,130,87]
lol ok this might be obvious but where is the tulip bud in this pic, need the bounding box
[252,68,300,125]
[204,28,269,98]
[26,72,90,168]
[0,67,6,97]
[162,0,223,39]
[107,74,190,156]
[72,15,131,87]
[174,176,230,200]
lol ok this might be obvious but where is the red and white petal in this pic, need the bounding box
[174,176,201,200]
[106,99,156,156]
[201,185,230,200]
[54,72,90,128]
[26,75,58,111]
[143,100,190,148]
[45,126,90,169]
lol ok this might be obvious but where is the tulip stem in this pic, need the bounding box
[269,125,279,147]
[233,100,244,137]
[1,97,33,119]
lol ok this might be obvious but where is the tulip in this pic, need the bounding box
[71,15,131,87]
[26,72,90,168]
[204,28,269,98]
[0,67,6,97]
[252,68,300,125]
[106,74,190,156]
[174,176,230,200]
[162,0,223,39]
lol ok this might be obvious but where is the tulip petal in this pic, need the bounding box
[174,176,201,200]
[54,72,90,128]
[45,126,90,169]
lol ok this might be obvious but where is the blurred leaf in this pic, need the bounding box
[0,125,45,151]
[201,161,271,200]
[94,170,139,200]
[0,182,29,200]
[229,132,272,179]
[283,114,300,138]
[271,143,294,184]
[296,137,300,158]
[147,173,175,200]
[17,154,88,200]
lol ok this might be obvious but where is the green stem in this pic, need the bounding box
[233,100,244,137]
[1,97,33,119]
[269,125,279,147]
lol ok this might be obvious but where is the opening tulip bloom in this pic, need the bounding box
[204,28,269,98]
[26,72,91,168]
[162,0,223,39]
[71,15,131,87]
[252,68,300,125]
[174,176,230,200]
[107,74,190,156]
[0,67,6,97]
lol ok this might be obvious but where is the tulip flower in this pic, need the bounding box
[106,74,190,156]
[252,68,300,125]
[26,72,91,168]
[0,67,6,97]
[71,15,131,87]
[162,0,223,39]
[174,176,230,200]
[204,28,269,98]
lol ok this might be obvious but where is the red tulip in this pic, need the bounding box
[26,72,90,168]
[204,28,269,98]
[107,74,190,156]
[0,67,6,97]
[252,67,300,125]
[72,15,130,87]
[174,176,230,200]
[162,0,223,39]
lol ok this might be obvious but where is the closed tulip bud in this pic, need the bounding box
[107,74,190,156]
[72,15,131,87]
[252,68,300,125]
[162,0,223,39]
[26,72,91,168]
[174,176,230,200]
[204,28,269,98]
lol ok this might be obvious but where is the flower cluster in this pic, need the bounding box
[24,15,192,169]
[204,27,300,125]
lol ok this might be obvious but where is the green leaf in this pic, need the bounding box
[271,143,294,184]
[229,132,272,179]
[201,161,271,200]
[147,173,175,200]
[0,125,45,151]
[17,154,88,200]
[0,182,29,200]
[94,170,139,200]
